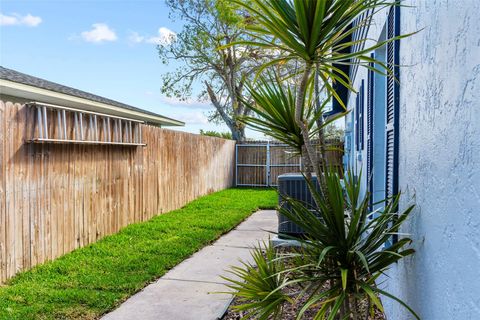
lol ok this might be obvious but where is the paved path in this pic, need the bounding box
[102,210,277,320]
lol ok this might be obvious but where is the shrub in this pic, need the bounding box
[224,169,419,319]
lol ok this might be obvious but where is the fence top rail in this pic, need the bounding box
[236,139,343,146]
[237,144,276,147]
[237,140,286,145]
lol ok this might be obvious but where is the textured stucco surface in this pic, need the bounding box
[382,1,480,319]
[344,1,480,318]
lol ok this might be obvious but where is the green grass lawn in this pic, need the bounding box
[0,188,277,320]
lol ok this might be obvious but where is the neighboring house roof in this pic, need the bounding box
[0,66,184,127]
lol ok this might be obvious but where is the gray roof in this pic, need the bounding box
[0,66,183,125]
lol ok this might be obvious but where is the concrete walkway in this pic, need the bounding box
[102,210,277,320]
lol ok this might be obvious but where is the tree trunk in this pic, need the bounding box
[294,62,327,200]
[294,64,314,168]
[301,145,313,181]
[231,125,246,141]
[314,64,327,172]
[205,81,246,141]
[350,294,360,320]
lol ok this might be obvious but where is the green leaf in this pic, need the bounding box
[341,268,348,291]
[326,292,346,320]
[370,286,421,320]
[359,282,384,313]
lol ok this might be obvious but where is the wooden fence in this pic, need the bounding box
[0,100,236,283]
[236,141,344,186]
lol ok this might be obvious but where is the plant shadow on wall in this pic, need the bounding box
[223,170,419,319]
[219,0,420,318]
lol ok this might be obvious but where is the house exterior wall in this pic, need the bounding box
[344,1,480,319]
[385,1,480,319]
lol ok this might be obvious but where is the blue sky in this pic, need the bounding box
[0,0,264,138]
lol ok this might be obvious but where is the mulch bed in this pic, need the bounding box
[222,248,386,320]
[223,282,325,320]
[223,285,386,320]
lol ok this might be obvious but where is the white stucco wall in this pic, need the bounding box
[382,1,480,319]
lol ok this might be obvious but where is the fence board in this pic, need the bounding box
[0,101,5,282]
[236,141,344,187]
[0,101,235,282]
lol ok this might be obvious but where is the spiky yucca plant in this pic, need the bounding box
[224,169,419,320]
[221,1,419,318]
[240,75,345,154]
[224,0,415,196]
[223,242,291,320]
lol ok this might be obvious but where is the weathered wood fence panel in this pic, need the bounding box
[0,101,235,282]
[236,141,344,187]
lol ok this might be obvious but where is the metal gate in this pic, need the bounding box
[235,142,302,187]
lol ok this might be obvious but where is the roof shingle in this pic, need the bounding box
[0,66,182,124]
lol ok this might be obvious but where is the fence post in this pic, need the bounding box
[266,141,271,186]
[235,143,238,187]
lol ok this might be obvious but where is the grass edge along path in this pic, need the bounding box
[0,188,277,320]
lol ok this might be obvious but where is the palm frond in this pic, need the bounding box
[239,74,335,153]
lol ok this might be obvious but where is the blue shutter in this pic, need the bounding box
[355,94,360,151]
[349,11,373,81]
[367,54,375,206]
[355,82,365,153]
[360,80,365,150]
[330,24,353,117]
[385,6,400,245]
[385,6,400,201]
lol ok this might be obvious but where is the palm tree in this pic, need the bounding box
[240,74,345,178]
[220,1,419,319]
[240,74,339,150]
[225,0,412,193]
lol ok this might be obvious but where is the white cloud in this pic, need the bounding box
[0,13,42,27]
[22,14,42,26]
[128,31,144,44]
[160,96,211,110]
[81,23,117,43]
[172,111,209,125]
[129,27,176,46]
[146,27,176,45]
